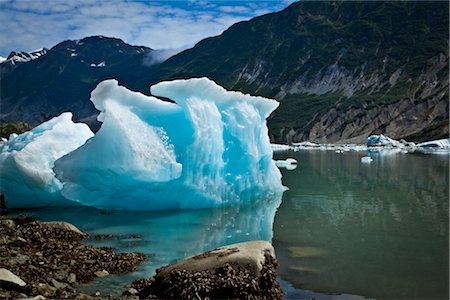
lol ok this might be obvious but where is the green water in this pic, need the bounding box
[274,150,449,299]
[16,150,448,299]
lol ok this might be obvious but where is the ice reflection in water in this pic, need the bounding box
[24,193,282,295]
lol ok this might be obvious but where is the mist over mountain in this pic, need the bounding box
[1,1,448,143]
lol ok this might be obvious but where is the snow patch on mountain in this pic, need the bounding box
[5,48,48,64]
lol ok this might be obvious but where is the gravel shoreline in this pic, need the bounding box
[0,214,145,299]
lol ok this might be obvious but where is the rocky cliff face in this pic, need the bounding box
[142,1,449,143]
[284,53,449,143]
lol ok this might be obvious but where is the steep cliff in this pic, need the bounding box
[140,1,449,143]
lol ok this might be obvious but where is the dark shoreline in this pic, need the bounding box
[0,214,145,299]
[1,213,284,300]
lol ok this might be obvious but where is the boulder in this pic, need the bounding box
[0,268,26,290]
[143,240,283,299]
[40,221,85,236]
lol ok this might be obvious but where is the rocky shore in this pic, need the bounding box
[1,213,283,300]
[0,214,146,299]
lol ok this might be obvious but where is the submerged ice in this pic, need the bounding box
[1,78,284,210]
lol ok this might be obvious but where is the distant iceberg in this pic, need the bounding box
[367,134,407,148]
[417,138,450,149]
[1,78,284,210]
[367,134,449,153]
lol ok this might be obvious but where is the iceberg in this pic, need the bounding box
[50,78,283,210]
[417,138,450,149]
[0,113,94,208]
[367,134,405,148]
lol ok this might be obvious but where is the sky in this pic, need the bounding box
[0,0,297,58]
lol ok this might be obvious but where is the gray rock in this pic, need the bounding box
[8,254,29,265]
[16,296,46,300]
[41,221,85,235]
[0,219,15,228]
[51,278,68,289]
[0,268,26,289]
[67,273,76,283]
[158,240,275,278]
[148,240,283,299]
[36,283,57,296]
[94,270,109,277]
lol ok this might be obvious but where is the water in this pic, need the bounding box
[16,150,449,299]
[274,150,449,299]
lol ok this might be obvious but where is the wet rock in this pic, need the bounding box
[1,218,14,228]
[94,270,109,277]
[0,268,26,289]
[67,273,76,283]
[16,295,46,300]
[159,240,275,277]
[132,241,283,299]
[36,283,56,297]
[41,221,85,236]
[51,279,68,289]
[0,215,147,299]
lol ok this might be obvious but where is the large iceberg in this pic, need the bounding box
[0,113,94,207]
[1,78,284,210]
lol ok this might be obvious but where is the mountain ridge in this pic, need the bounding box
[1,1,448,143]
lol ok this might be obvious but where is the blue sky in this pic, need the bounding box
[0,0,296,57]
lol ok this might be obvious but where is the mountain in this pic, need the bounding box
[0,36,152,128]
[5,48,48,64]
[0,48,49,77]
[1,1,448,143]
[137,0,448,143]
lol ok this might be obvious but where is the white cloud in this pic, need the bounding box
[0,0,292,56]
[218,6,251,14]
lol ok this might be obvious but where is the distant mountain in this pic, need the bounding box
[139,0,448,143]
[1,1,448,143]
[0,48,49,76]
[5,48,48,64]
[0,36,152,128]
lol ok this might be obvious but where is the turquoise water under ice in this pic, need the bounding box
[19,150,449,299]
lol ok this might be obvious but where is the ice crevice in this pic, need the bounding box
[1,77,285,210]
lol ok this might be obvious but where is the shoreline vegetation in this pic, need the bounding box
[0,210,283,300]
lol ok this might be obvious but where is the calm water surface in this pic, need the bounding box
[274,150,449,299]
[20,150,449,299]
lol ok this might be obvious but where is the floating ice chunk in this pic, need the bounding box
[54,78,284,210]
[275,158,298,170]
[292,141,320,148]
[271,143,291,152]
[0,113,94,208]
[361,156,373,163]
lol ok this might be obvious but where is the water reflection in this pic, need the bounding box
[23,193,282,295]
[274,150,449,299]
